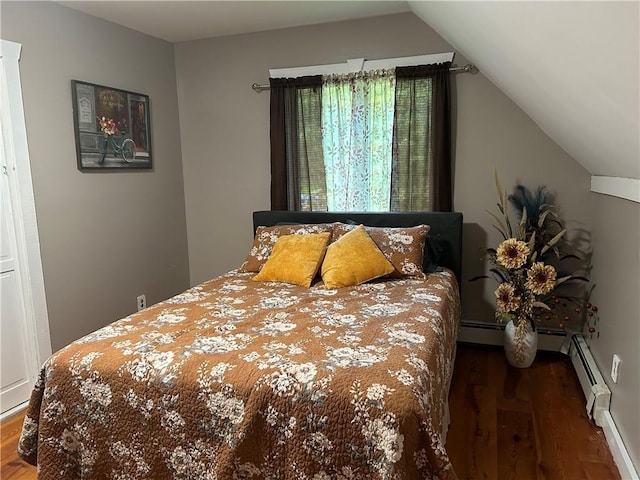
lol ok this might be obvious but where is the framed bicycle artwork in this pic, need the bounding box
[71,80,152,171]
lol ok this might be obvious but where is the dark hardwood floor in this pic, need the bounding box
[0,410,33,480]
[447,344,621,480]
[1,344,620,479]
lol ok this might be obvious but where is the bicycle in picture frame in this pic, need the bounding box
[97,117,136,164]
[72,80,152,171]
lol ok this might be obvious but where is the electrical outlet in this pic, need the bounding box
[611,354,621,383]
[136,294,146,311]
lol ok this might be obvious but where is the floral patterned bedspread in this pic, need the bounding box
[19,270,460,480]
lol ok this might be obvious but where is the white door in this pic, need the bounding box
[0,126,38,414]
[0,39,51,418]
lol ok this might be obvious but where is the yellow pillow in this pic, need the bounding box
[321,225,395,289]
[252,232,330,287]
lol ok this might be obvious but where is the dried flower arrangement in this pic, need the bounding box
[472,171,599,338]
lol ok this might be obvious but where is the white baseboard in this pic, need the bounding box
[601,411,640,480]
[0,401,27,422]
[458,319,568,352]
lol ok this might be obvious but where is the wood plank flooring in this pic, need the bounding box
[1,410,33,480]
[1,344,620,479]
[447,344,621,480]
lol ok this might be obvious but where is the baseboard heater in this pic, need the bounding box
[459,321,610,426]
[569,334,611,427]
[458,319,567,352]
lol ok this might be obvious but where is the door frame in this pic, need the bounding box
[1,39,51,419]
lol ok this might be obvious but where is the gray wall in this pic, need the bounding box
[174,12,591,322]
[1,2,190,350]
[3,2,636,471]
[589,195,639,469]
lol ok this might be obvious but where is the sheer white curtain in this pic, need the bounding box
[321,70,396,211]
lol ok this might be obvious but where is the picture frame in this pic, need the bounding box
[71,80,152,171]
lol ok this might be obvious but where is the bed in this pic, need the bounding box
[19,211,462,480]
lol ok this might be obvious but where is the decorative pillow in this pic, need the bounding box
[321,225,395,289]
[240,223,334,272]
[252,233,331,287]
[424,235,444,273]
[332,223,430,277]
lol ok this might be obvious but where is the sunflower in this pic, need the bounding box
[495,283,521,313]
[496,239,530,269]
[526,262,557,295]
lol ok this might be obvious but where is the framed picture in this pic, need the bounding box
[71,80,152,171]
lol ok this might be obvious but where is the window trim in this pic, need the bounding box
[269,52,454,78]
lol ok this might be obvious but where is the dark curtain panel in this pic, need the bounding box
[391,62,452,212]
[269,76,323,211]
[295,86,326,211]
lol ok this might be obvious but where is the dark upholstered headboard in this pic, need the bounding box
[252,211,463,290]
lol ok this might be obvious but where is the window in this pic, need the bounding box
[270,58,453,212]
[322,70,395,211]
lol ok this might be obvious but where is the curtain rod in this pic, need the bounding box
[251,63,478,92]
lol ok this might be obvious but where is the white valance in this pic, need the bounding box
[269,52,454,78]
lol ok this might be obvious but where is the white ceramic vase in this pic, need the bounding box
[504,319,538,368]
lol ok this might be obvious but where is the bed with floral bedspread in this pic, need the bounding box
[18,268,460,480]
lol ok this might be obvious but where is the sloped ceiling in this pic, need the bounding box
[409,1,640,179]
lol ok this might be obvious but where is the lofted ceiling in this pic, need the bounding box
[59,0,639,180]
[409,1,640,180]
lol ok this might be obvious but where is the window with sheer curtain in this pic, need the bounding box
[322,70,395,211]
[269,62,452,212]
